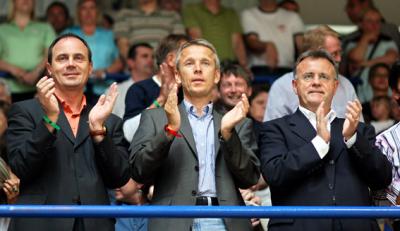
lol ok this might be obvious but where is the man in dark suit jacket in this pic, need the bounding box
[259,50,392,231]
[6,33,131,231]
[130,39,260,231]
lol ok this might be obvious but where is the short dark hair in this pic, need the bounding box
[47,33,92,64]
[156,34,190,66]
[389,62,400,90]
[294,49,338,79]
[368,62,390,82]
[249,84,269,104]
[128,42,153,60]
[220,62,252,88]
[46,1,70,20]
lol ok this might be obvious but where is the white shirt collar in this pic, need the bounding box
[298,105,337,130]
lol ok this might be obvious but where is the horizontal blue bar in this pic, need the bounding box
[0,206,400,218]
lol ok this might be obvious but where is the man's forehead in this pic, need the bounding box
[181,45,214,58]
[53,38,89,55]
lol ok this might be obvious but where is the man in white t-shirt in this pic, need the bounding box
[241,0,304,69]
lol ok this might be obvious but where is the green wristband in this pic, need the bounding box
[43,115,61,131]
[153,100,161,108]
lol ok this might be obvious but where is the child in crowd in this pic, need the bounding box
[370,96,395,134]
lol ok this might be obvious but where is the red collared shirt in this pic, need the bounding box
[55,94,87,137]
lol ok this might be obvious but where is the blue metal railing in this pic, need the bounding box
[0,206,400,218]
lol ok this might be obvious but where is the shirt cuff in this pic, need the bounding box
[344,133,357,148]
[312,135,330,159]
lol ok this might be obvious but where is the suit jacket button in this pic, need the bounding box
[329,160,334,165]
[328,183,333,190]
[194,166,199,171]
[191,190,197,196]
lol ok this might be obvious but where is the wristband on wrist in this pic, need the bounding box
[153,100,161,108]
[43,115,60,131]
[164,125,182,138]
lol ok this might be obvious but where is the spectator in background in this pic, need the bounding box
[342,0,400,51]
[112,43,154,118]
[249,85,268,125]
[0,0,55,102]
[370,95,394,134]
[45,1,71,35]
[102,13,114,30]
[0,100,10,161]
[376,62,400,231]
[345,8,398,103]
[264,25,360,122]
[241,0,304,70]
[63,0,123,104]
[123,34,189,142]
[113,0,185,59]
[278,0,300,13]
[362,63,390,123]
[160,0,182,13]
[182,0,247,68]
[215,63,252,114]
[0,79,11,104]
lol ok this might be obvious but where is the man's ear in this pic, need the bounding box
[214,70,220,85]
[46,63,52,77]
[247,86,252,97]
[292,79,298,95]
[175,69,182,86]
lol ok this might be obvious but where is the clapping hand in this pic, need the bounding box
[89,82,118,132]
[221,93,249,140]
[342,100,362,140]
[316,101,330,143]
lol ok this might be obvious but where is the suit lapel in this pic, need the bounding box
[57,109,75,144]
[74,106,90,149]
[289,109,316,142]
[178,104,198,157]
[329,118,345,161]
[213,109,222,154]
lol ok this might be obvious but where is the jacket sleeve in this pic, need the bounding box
[93,115,131,189]
[129,109,173,184]
[6,103,57,182]
[220,118,260,189]
[259,120,324,188]
[348,123,392,190]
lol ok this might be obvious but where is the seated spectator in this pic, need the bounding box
[0,0,56,101]
[45,1,71,35]
[0,100,10,161]
[182,0,247,67]
[0,156,20,231]
[63,0,123,103]
[160,0,182,13]
[391,98,400,123]
[0,79,11,104]
[214,63,252,114]
[249,85,268,124]
[113,0,185,59]
[112,43,154,118]
[123,34,189,142]
[362,63,391,123]
[342,0,400,51]
[345,7,398,103]
[278,0,300,12]
[241,0,304,70]
[370,95,394,134]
